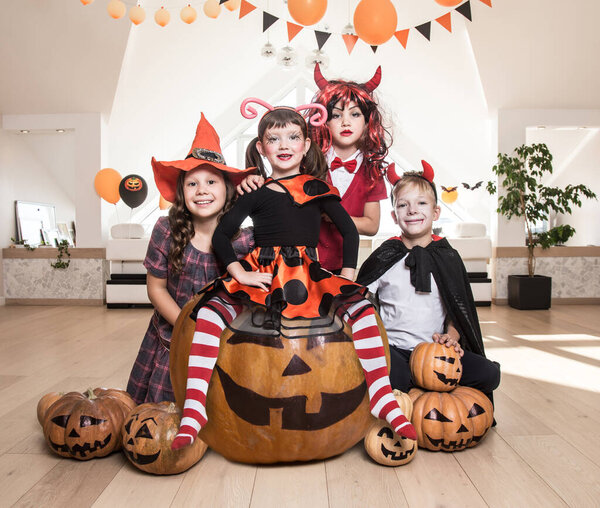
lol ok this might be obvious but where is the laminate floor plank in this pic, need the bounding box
[0,453,58,507]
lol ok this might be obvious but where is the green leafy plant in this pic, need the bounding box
[51,240,71,269]
[11,237,36,251]
[487,143,596,277]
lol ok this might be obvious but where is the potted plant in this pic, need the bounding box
[487,143,596,310]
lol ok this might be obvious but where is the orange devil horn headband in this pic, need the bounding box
[240,97,328,127]
[314,63,382,93]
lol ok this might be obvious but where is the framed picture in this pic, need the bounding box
[15,201,56,247]
[57,222,75,246]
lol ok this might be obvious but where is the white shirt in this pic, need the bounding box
[367,254,446,350]
[326,148,364,198]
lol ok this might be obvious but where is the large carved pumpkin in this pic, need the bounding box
[409,342,462,391]
[363,390,417,466]
[42,388,136,460]
[170,294,391,464]
[122,402,207,475]
[409,386,494,451]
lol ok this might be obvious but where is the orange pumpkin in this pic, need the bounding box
[170,295,390,464]
[122,402,207,474]
[364,390,417,466]
[410,342,462,392]
[42,388,136,460]
[37,392,63,426]
[409,386,494,451]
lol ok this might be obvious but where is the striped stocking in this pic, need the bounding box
[171,297,241,450]
[343,300,417,441]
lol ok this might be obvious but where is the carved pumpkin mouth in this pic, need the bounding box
[215,365,366,430]
[381,443,415,461]
[123,447,161,465]
[433,370,459,386]
[49,434,112,458]
[425,434,474,450]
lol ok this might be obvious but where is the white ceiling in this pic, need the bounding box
[1,0,599,117]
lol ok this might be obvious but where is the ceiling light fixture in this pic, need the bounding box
[56,129,66,133]
[20,130,30,134]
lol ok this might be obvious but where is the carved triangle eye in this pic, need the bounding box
[124,418,133,434]
[468,403,486,418]
[377,427,394,439]
[80,416,107,427]
[51,415,70,427]
[135,423,153,439]
[434,355,456,364]
[424,408,452,422]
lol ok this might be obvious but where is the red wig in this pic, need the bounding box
[309,65,391,186]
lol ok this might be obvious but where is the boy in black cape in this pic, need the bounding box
[357,161,500,402]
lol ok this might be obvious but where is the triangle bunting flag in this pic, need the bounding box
[394,29,409,49]
[263,12,278,32]
[342,34,358,54]
[479,0,492,6]
[315,30,331,50]
[287,22,303,42]
[239,0,256,19]
[456,1,472,21]
[370,45,378,54]
[435,12,452,32]
[415,22,431,41]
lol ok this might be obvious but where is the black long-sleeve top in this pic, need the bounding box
[213,176,359,269]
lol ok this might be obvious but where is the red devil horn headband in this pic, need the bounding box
[314,63,382,93]
[420,160,435,183]
[240,97,327,127]
[385,160,436,186]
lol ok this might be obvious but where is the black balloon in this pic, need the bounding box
[119,174,148,209]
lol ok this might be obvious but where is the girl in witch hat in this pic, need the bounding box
[171,99,416,450]
[126,114,257,404]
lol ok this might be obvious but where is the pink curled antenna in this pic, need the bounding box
[240,98,275,119]
[295,103,328,126]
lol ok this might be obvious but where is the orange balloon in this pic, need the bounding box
[159,195,172,210]
[180,4,197,24]
[155,7,171,27]
[435,0,462,6]
[288,0,327,26]
[107,0,126,19]
[223,0,241,11]
[94,168,122,204]
[129,5,146,25]
[203,0,221,19]
[354,0,397,46]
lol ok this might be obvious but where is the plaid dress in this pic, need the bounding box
[126,216,254,404]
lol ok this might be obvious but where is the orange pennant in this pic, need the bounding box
[479,0,492,6]
[394,29,409,49]
[435,12,452,32]
[239,0,256,19]
[342,34,358,55]
[287,21,303,42]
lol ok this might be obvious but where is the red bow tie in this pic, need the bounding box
[330,157,358,173]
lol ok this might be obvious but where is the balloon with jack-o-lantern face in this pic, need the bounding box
[364,390,417,466]
[170,295,391,464]
[409,386,494,452]
[122,401,207,474]
[119,174,148,209]
[410,341,463,392]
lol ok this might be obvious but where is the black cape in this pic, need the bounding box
[357,237,486,357]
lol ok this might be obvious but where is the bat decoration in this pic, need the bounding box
[441,186,458,192]
[461,181,483,190]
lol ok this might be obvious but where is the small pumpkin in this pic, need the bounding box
[364,390,417,466]
[409,342,462,392]
[37,392,63,426]
[42,387,136,460]
[409,386,494,452]
[122,402,207,475]
[170,295,391,464]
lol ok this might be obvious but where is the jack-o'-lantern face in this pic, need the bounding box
[410,342,462,392]
[122,402,207,475]
[124,177,143,191]
[409,387,494,452]
[170,301,392,464]
[365,425,417,466]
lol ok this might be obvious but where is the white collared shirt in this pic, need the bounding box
[326,148,364,198]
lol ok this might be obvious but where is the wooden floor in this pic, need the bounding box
[0,304,599,508]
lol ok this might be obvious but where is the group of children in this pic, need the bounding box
[126,65,501,451]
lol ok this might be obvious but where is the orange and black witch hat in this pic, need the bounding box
[152,113,255,203]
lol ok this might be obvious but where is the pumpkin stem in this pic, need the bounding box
[85,388,97,400]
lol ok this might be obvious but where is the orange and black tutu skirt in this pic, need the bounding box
[192,245,368,337]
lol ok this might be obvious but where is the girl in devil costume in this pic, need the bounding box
[171,99,417,450]
[311,64,391,273]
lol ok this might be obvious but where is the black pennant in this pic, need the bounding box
[263,12,278,32]
[415,22,431,41]
[370,45,378,53]
[456,1,472,21]
[314,30,331,50]
[219,0,228,4]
